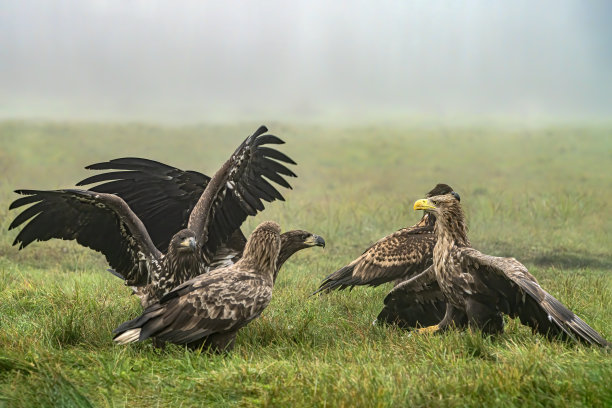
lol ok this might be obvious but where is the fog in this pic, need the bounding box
[1,1,611,123]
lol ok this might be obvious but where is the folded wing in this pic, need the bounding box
[114,271,272,345]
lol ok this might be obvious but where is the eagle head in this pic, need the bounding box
[425,183,455,198]
[414,191,461,214]
[169,229,198,253]
[281,230,326,250]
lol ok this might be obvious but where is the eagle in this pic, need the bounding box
[404,192,610,347]
[314,183,454,294]
[74,125,297,256]
[9,126,324,306]
[113,221,283,352]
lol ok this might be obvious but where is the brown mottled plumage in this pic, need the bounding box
[314,184,454,294]
[413,192,610,347]
[134,228,324,307]
[113,221,282,352]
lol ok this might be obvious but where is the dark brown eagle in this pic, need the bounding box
[314,183,454,294]
[75,125,297,256]
[405,192,610,347]
[113,221,282,352]
[9,126,324,307]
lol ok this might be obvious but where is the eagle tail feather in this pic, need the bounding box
[113,328,141,345]
[113,304,165,344]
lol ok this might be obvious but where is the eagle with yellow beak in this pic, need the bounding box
[396,191,610,347]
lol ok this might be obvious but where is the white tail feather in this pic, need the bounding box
[114,328,141,345]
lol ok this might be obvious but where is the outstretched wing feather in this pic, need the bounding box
[9,189,161,286]
[315,226,435,294]
[377,266,446,328]
[188,126,296,260]
[459,248,610,347]
[78,127,294,260]
[77,158,210,252]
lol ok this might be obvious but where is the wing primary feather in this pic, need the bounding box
[260,172,292,189]
[256,159,297,178]
[9,191,42,209]
[257,147,297,165]
[253,135,284,147]
[84,157,175,171]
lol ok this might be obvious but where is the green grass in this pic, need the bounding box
[0,120,610,407]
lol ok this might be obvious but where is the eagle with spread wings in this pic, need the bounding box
[9,126,324,307]
[405,192,610,347]
[73,126,326,281]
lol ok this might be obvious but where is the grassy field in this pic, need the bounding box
[0,120,610,407]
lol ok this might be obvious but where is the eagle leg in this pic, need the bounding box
[152,338,167,349]
[186,330,238,353]
[417,324,441,335]
[419,303,468,334]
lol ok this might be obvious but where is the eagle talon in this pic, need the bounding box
[417,324,440,335]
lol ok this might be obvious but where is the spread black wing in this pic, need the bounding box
[458,248,610,347]
[76,126,295,263]
[376,266,446,328]
[9,189,162,286]
[76,157,211,252]
[187,125,296,262]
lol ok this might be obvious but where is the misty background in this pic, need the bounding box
[1,0,611,123]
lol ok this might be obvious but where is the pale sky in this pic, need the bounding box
[1,0,611,122]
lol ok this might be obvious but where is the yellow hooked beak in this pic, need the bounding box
[179,237,197,251]
[413,198,436,211]
[304,234,326,248]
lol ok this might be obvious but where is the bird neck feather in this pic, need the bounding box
[276,236,307,272]
[276,247,292,273]
[156,248,206,290]
[238,231,280,281]
[433,204,469,248]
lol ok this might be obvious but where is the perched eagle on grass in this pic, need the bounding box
[314,183,454,294]
[406,192,610,347]
[9,126,324,306]
[113,221,282,352]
